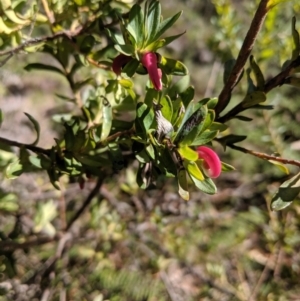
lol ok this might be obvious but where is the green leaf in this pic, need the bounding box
[121,58,139,77]
[144,39,166,51]
[160,95,173,122]
[4,9,28,25]
[178,145,198,161]
[242,91,267,108]
[159,32,185,48]
[24,63,65,76]
[5,160,23,179]
[171,98,184,126]
[24,112,40,146]
[291,16,300,61]
[246,67,256,93]
[0,193,18,212]
[200,109,215,133]
[180,86,194,108]
[191,130,218,146]
[105,29,125,45]
[137,163,150,189]
[160,56,188,76]
[119,79,133,89]
[179,106,207,146]
[127,4,144,48]
[168,75,190,100]
[173,100,201,142]
[190,174,217,195]
[29,154,51,169]
[184,160,204,181]
[233,115,253,122]
[209,122,228,132]
[136,103,155,134]
[271,172,300,211]
[24,42,45,53]
[250,104,274,110]
[108,143,125,171]
[135,148,151,163]
[145,0,161,44]
[177,167,189,200]
[101,98,113,141]
[221,162,236,172]
[217,134,247,150]
[206,97,218,109]
[79,35,95,53]
[145,144,155,160]
[269,160,289,175]
[153,11,182,41]
[115,44,135,56]
[75,154,108,168]
[250,55,265,91]
[175,102,207,145]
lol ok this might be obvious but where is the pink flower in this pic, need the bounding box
[196,146,221,178]
[141,52,162,90]
[112,54,132,75]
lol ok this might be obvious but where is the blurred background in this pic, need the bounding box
[1,0,300,300]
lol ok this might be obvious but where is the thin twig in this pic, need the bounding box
[41,0,55,24]
[215,0,270,116]
[229,144,300,168]
[0,136,50,155]
[0,54,13,68]
[0,28,83,57]
[218,55,300,123]
[66,177,104,230]
[264,55,300,93]
[0,235,60,252]
[247,253,273,301]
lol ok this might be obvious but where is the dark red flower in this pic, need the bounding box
[112,54,132,75]
[141,52,162,90]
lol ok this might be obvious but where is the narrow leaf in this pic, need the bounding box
[271,172,300,210]
[291,16,300,61]
[24,113,40,146]
[184,160,204,181]
[177,167,189,200]
[24,63,65,76]
[190,174,217,195]
[153,11,182,41]
[146,0,161,44]
[101,98,113,141]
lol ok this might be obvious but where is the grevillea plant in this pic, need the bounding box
[1,0,300,207]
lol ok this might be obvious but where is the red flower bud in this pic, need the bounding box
[112,54,132,75]
[141,52,162,90]
[196,146,221,178]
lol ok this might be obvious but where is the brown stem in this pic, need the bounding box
[0,28,83,57]
[215,0,270,116]
[0,136,50,155]
[218,55,300,123]
[229,144,300,168]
